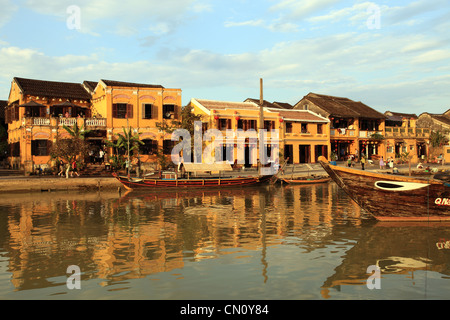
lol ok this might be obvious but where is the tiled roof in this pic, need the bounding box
[14,77,91,100]
[430,114,450,126]
[273,102,293,109]
[196,99,259,111]
[266,108,328,122]
[83,81,98,92]
[385,111,418,119]
[194,99,328,122]
[101,79,164,89]
[301,93,385,119]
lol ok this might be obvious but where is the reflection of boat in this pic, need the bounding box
[321,222,450,298]
[282,176,331,185]
[318,156,450,222]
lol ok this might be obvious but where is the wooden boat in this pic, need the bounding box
[282,176,331,184]
[113,172,273,190]
[318,156,450,222]
[113,162,275,191]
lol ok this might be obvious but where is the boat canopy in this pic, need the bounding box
[182,162,233,174]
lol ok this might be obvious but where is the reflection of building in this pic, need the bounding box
[384,111,430,163]
[294,93,386,161]
[189,98,330,164]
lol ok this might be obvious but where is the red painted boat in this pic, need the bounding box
[318,156,450,222]
[113,172,274,191]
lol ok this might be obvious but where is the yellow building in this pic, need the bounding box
[384,111,430,164]
[189,98,330,165]
[4,77,182,174]
[294,93,386,162]
[5,77,93,173]
[89,80,182,166]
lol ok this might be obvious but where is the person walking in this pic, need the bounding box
[71,159,80,177]
[379,156,385,170]
[361,156,366,170]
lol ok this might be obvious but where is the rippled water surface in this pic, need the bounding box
[0,182,449,300]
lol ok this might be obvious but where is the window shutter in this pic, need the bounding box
[15,106,19,121]
[152,105,158,119]
[46,140,52,155]
[227,119,231,129]
[141,104,146,119]
[127,104,133,118]
[112,104,117,118]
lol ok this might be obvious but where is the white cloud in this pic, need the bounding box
[23,0,203,36]
[224,18,298,33]
[270,0,340,19]
[0,0,18,28]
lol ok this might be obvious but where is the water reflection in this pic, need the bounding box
[0,183,449,299]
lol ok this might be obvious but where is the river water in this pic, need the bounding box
[0,182,449,300]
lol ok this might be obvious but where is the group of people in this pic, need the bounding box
[346,154,395,171]
[56,159,80,178]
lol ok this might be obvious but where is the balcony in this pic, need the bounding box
[22,117,106,128]
[331,128,356,138]
[359,130,383,138]
[385,127,430,138]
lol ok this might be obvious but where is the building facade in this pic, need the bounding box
[294,93,386,162]
[189,98,330,165]
[5,77,182,174]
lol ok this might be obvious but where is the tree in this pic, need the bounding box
[50,123,91,165]
[106,127,143,174]
[155,105,203,169]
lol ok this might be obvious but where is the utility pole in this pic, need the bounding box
[259,78,265,175]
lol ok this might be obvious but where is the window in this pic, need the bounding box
[141,139,158,155]
[219,119,231,130]
[264,121,275,130]
[286,122,293,133]
[317,124,323,134]
[301,123,308,133]
[143,104,154,119]
[32,139,50,156]
[113,103,133,119]
[163,104,176,119]
[163,140,176,155]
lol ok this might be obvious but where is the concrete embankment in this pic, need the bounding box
[0,176,123,193]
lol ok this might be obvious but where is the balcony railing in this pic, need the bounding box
[331,128,356,137]
[385,127,430,138]
[22,117,106,128]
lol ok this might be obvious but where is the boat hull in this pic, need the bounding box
[318,156,450,221]
[113,173,274,191]
[282,177,331,184]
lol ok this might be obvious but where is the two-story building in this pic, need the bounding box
[5,77,94,172]
[4,77,182,173]
[89,80,182,164]
[384,111,429,163]
[189,98,329,165]
[294,93,386,161]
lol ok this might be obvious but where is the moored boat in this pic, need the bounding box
[318,156,450,222]
[113,162,275,191]
[113,173,273,190]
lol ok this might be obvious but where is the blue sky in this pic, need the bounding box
[0,0,449,114]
